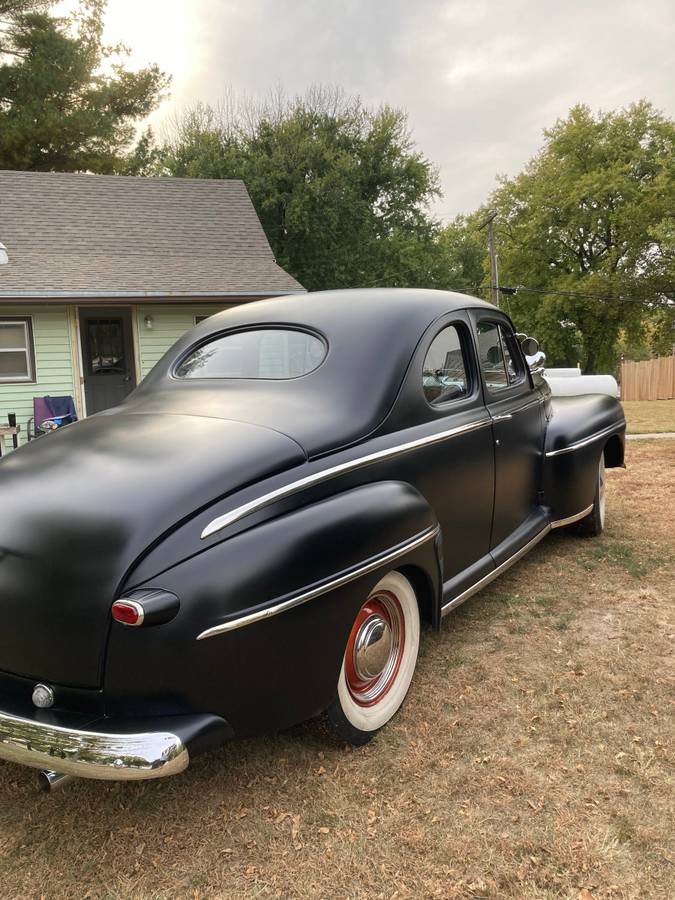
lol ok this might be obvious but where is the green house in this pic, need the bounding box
[0,171,304,453]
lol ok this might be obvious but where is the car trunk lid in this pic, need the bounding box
[0,413,305,688]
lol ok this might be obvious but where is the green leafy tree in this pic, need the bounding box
[436,213,489,295]
[487,102,674,372]
[0,0,169,172]
[159,89,451,291]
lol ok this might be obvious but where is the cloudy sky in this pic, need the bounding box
[99,0,675,220]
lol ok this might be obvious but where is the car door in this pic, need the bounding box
[380,312,495,596]
[470,313,546,559]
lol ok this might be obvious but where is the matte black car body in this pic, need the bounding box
[0,289,625,781]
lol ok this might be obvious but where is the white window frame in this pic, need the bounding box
[0,316,37,384]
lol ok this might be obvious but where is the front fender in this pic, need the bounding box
[104,481,440,737]
[543,393,625,519]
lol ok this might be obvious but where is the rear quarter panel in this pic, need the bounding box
[104,482,440,736]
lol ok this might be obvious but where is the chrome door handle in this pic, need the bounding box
[492,413,512,422]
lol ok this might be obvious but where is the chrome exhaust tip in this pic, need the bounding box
[38,770,73,792]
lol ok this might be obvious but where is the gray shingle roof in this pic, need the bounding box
[0,171,304,298]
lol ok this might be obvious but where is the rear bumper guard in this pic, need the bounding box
[0,709,189,781]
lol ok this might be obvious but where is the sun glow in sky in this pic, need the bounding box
[103,1,193,82]
[56,0,193,89]
[55,0,675,218]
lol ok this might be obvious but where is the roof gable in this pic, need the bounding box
[0,171,303,298]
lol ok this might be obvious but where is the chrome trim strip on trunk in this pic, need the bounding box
[197,525,441,640]
[545,424,620,458]
[441,524,551,616]
[549,504,593,529]
[201,419,492,539]
[0,712,189,781]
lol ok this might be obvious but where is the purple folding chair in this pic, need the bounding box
[27,396,78,441]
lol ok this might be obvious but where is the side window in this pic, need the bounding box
[499,326,526,386]
[477,321,525,392]
[422,325,469,405]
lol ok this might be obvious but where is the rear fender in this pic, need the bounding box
[104,481,441,736]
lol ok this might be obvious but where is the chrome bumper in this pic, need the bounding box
[0,709,189,781]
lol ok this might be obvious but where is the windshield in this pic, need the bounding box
[175,328,327,379]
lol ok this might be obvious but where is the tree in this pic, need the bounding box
[159,88,452,292]
[436,213,489,296]
[486,102,674,372]
[0,0,169,172]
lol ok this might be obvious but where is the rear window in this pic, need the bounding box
[175,328,327,379]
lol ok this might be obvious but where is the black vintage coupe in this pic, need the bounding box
[0,289,625,789]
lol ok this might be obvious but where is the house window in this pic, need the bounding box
[0,317,36,383]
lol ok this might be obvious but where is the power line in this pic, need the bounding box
[449,282,673,307]
[500,284,674,306]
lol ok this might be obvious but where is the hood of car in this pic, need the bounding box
[0,413,305,688]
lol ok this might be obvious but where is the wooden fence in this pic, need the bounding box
[620,356,675,401]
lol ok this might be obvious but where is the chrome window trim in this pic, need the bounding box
[201,418,492,539]
[173,325,328,382]
[0,711,189,781]
[545,424,620,458]
[196,524,441,640]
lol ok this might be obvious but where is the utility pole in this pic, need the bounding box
[478,210,499,308]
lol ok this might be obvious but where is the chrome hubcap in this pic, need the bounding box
[345,591,405,707]
[353,614,393,680]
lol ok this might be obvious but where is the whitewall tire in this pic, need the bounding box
[325,571,420,745]
[577,453,606,537]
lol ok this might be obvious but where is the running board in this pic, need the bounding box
[440,503,594,617]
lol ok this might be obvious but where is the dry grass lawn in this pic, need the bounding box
[0,443,673,899]
[622,399,675,434]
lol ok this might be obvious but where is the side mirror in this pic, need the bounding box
[520,336,540,357]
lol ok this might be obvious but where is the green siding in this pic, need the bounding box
[135,304,236,379]
[0,305,76,453]
[0,303,239,454]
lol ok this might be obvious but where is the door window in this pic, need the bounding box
[87,319,126,375]
[477,322,525,392]
[422,325,469,405]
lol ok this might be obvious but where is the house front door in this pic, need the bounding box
[79,308,137,415]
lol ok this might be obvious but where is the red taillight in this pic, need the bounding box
[111,599,145,626]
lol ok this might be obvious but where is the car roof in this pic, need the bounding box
[129,288,495,457]
[200,287,492,335]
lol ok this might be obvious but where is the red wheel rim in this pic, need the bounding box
[344,590,405,707]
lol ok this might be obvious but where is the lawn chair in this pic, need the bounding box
[27,395,78,441]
